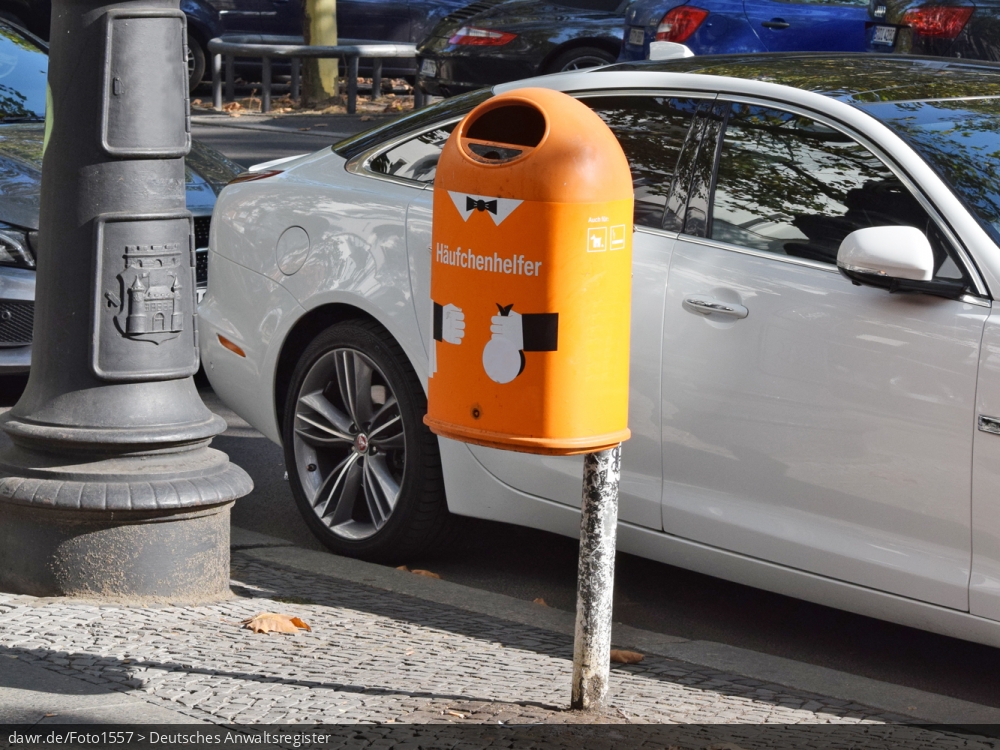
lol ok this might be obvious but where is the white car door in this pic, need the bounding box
[659,101,987,610]
[408,95,707,529]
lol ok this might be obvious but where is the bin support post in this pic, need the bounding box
[571,444,621,712]
[291,57,300,101]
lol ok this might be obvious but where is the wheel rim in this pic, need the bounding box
[560,55,611,71]
[293,347,407,541]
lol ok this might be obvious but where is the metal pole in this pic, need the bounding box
[571,444,621,712]
[0,0,251,600]
[347,55,359,115]
[291,57,300,101]
[224,52,234,103]
[414,81,425,109]
[211,51,222,110]
[261,56,271,113]
[371,57,382,101]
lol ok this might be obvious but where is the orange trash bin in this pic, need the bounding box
[424,87,633,455]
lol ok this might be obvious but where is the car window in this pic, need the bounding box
[710,103,964,280]
[366,123,456,184]
[585,96,702,228]
[0,22,47,122]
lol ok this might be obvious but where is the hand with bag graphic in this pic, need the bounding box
[483,303,559,384]
[429,301,465,376]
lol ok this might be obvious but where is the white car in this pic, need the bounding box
[201,54,1000,649]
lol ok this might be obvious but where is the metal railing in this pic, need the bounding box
[207,36,424,115]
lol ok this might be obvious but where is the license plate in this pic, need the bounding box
[872,25,896,46]
[420,58,437,77]
[629,27,645,46]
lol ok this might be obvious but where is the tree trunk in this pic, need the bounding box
[303,0,338,105]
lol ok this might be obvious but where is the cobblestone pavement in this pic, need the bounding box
[0,554,994,748]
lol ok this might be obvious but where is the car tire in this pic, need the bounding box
[188,33,207,90]
[282,319,453,563]
[545,46,617,74]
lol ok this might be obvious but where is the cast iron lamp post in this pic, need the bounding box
[0,0,251,599]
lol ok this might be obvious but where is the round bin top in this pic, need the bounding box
[437,87,633,204]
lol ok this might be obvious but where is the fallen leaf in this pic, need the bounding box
[241,612,311,634]
[411,569,440,579]
[445,709,467,719]
[360,115,374,121]
[405,649,414,656]
[532,597,548,606]
[610,649,643,664]
[396,564,410,572]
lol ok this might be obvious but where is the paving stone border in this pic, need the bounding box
[0,555,971,734]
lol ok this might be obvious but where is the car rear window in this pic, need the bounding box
[333,89,492,161]
[862,97,1000,248]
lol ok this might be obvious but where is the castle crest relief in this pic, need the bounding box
[105,242,185,344]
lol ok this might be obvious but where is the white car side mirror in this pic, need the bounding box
[648,42,695,61]
[836,226,934,282]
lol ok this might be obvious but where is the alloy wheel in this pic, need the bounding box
[292,347,407,541]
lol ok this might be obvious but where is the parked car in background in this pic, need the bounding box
[866,0,997,60]
[619,0,871,59]
[417,0,628,97]
[203,50,1000,651]
[0,1,49,39]
[0,20,242,374]
[9,0,469,88]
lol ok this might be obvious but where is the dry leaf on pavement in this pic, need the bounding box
[532,597,548,606]
[610,649,643,664]
[412,569,441,579]
[241,612,311,634]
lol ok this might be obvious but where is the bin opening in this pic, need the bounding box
[466,142,524,161]
[462,103,546,163]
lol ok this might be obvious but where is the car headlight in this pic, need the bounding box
[0,226,36,269]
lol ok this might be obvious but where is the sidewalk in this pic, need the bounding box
[1,527,999,744]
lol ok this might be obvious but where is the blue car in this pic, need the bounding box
[5,0,468,86]
[618,0,871,59]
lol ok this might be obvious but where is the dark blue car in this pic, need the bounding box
[618,0,871,59]
[3,0,466,85]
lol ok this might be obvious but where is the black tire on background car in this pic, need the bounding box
[282,319,452,563]
[187,33,207,90]
[545,46,617,74]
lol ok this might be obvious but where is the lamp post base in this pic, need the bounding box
[0,440,251,600]
[0,499,235,601]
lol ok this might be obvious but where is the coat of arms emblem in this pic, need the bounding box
[105,242,185,344]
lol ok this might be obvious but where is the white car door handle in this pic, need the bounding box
[683,295,749,319]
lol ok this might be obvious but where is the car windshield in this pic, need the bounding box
[863,97,1000,247]
[0,22,46,122]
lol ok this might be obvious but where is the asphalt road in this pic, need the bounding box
[4,112,1000,713]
